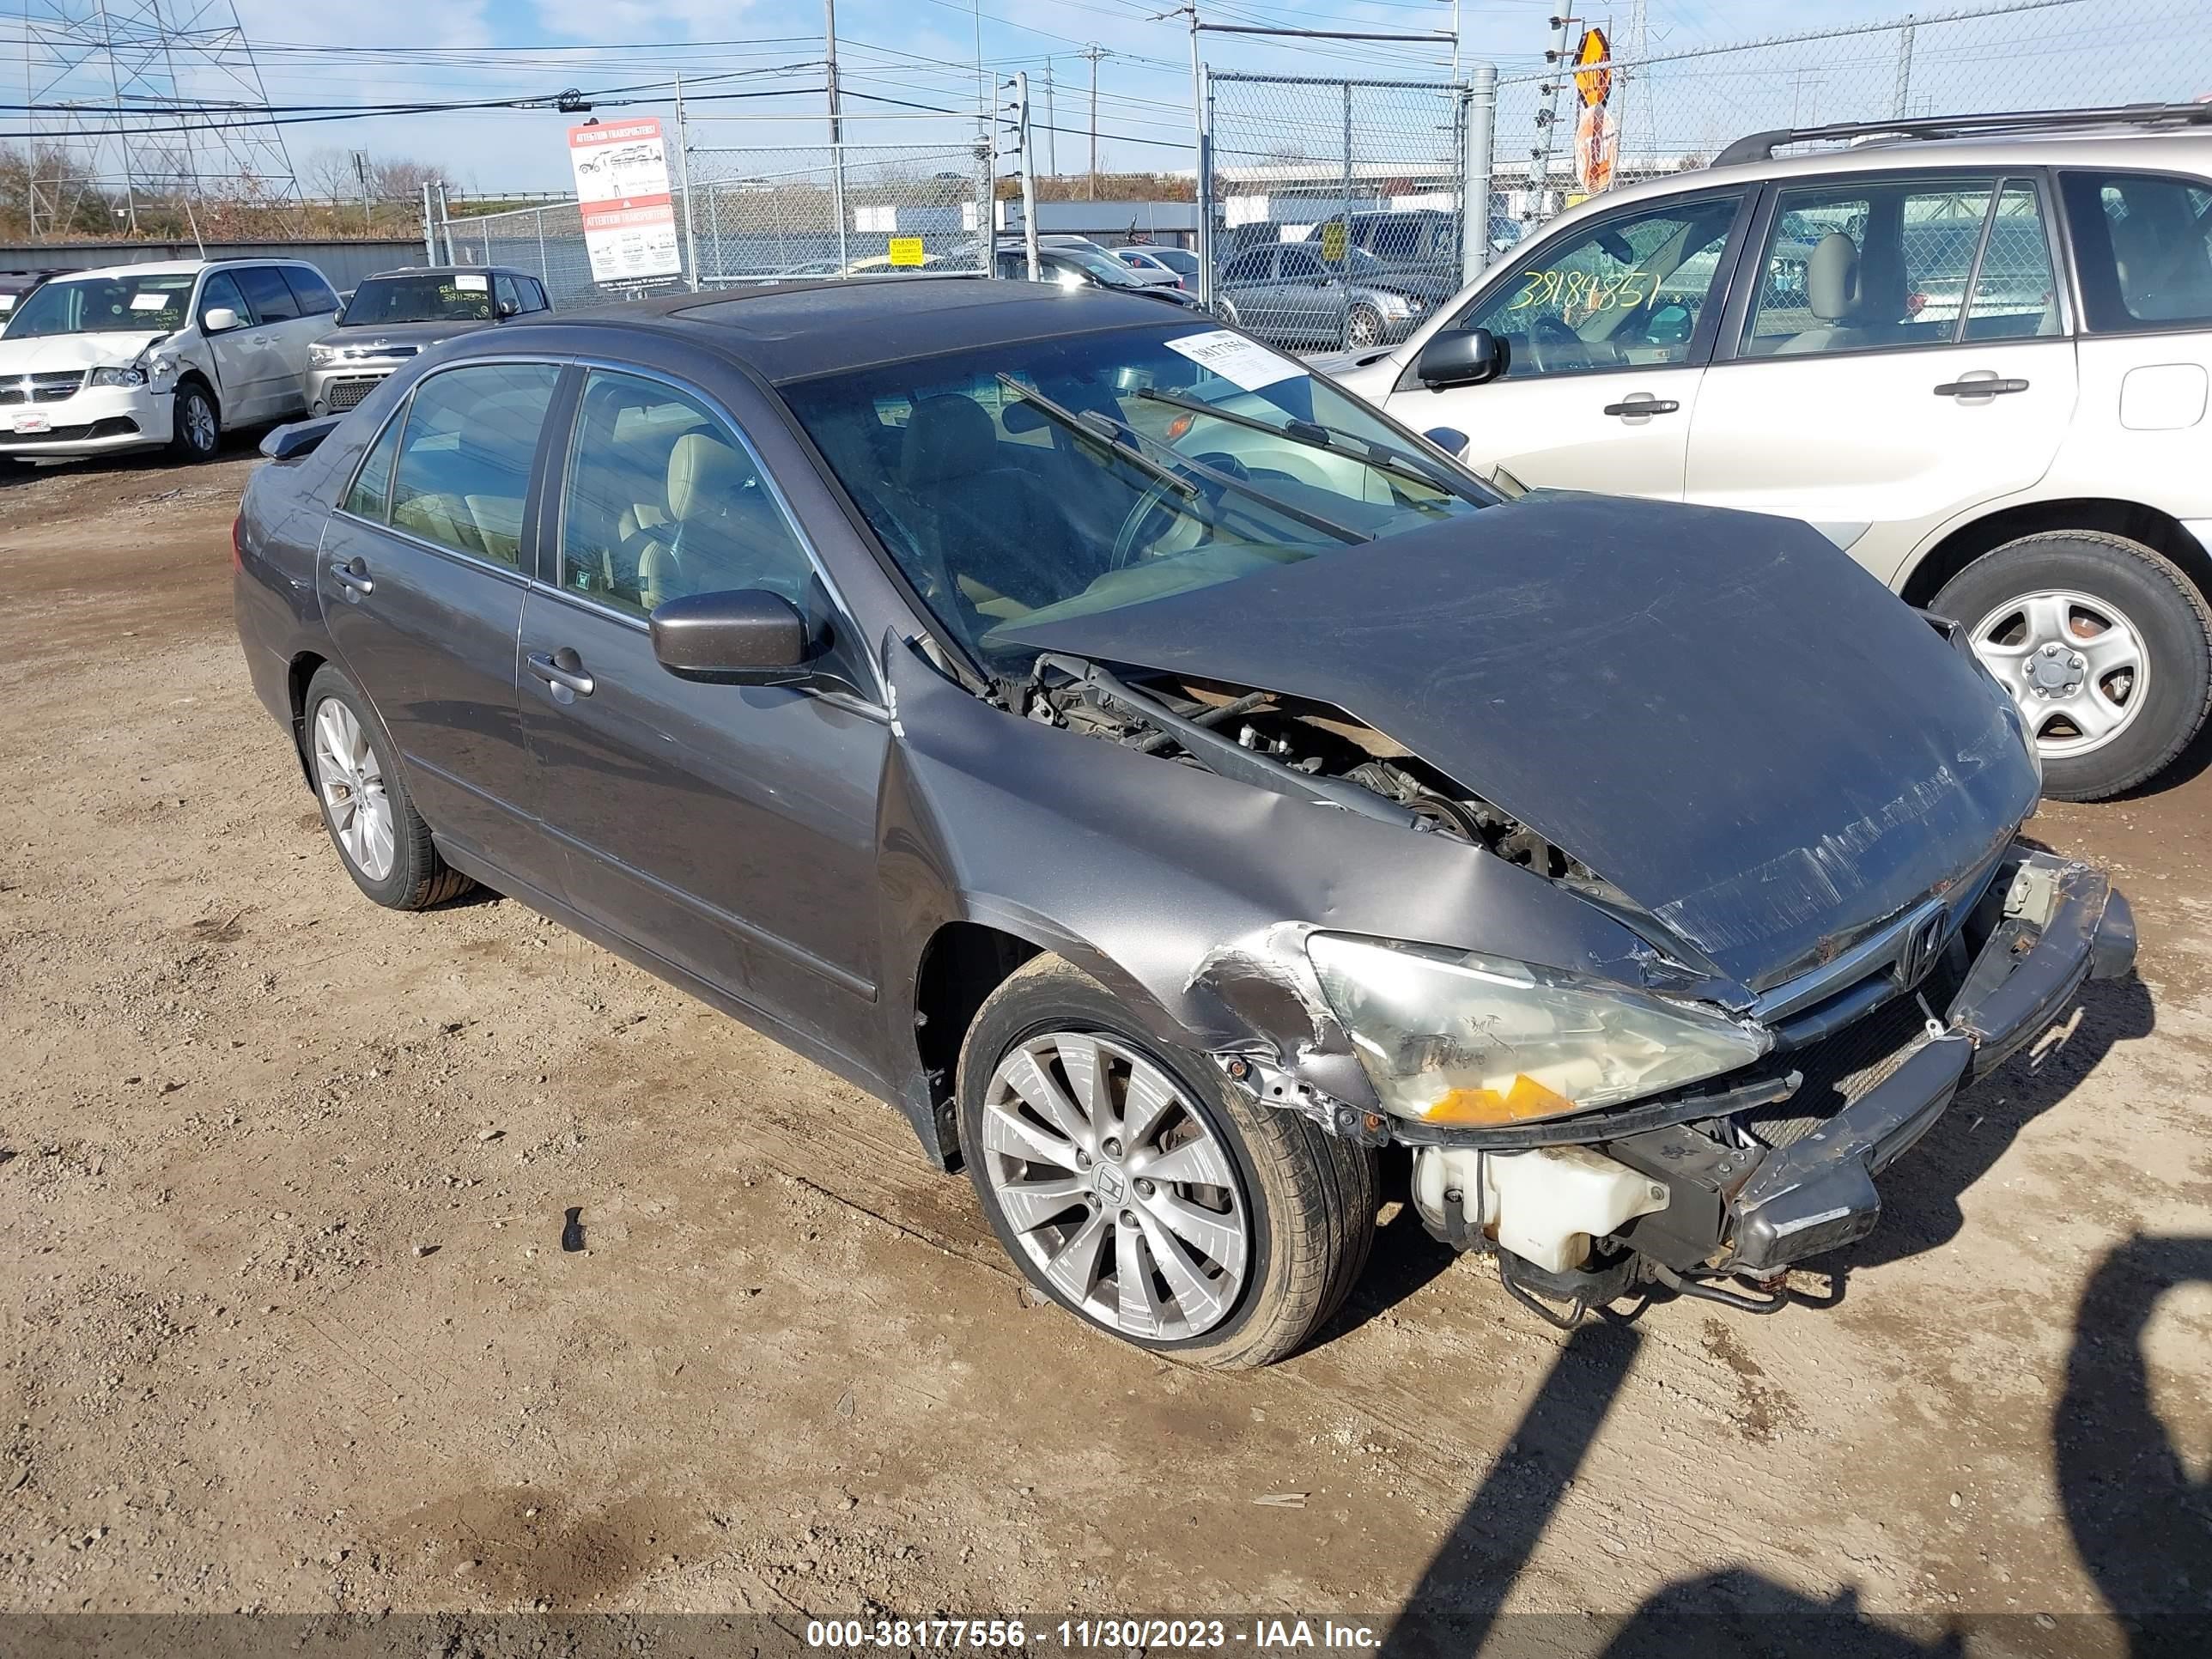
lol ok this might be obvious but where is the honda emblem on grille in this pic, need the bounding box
[1898,911,1946,989]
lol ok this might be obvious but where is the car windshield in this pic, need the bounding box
[6,273,195,337]
[341,274,495,326]
[780,323,1496,670]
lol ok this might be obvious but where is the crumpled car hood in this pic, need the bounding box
[998,494,2039,993]
[0,331,165,373]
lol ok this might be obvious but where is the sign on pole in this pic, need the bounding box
[567,118,684,286]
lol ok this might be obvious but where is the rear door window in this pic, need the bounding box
[282,265,340,316]
[387,362,560,568]
[2060,170,2212,332]
[232,266,301,323]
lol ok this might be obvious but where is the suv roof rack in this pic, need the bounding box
[1711,101,2212,168]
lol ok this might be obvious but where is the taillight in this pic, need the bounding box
[231,515,245,572]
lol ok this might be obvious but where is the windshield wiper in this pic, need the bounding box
[1000,375,1368,545]
[994,375,1202,504]
[1135,386,1490,507]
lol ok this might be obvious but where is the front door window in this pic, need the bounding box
[1450,192,1745,378]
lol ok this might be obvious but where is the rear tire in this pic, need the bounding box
[957,955,1376,1369]
[303,665,473,910]
[169,381,219,462]
[1933,531,2212,801]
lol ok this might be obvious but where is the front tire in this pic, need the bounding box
[1346,302,1384,349]
[958,955,1376,1369]
[303,665,473,910]
[169,381,220,462]
[1934,531,2212,800]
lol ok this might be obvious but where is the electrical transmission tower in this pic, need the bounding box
[22,0,300,240]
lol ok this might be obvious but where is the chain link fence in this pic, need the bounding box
[1202,72,1472,353]
[684,134,994,285]
[1495,0,2212,234]
[433,114,996,309]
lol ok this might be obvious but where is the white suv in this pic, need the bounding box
[0,258,340,466]
[1335,106,2212,800]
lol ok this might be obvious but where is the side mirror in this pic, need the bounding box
[201,306,240,334]
[1415,327,1503,390]
[1422,426,1471,459]
[649,589,814,685]
[496,301,519,319]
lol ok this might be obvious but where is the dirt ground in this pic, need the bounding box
[2,447,2209,1655]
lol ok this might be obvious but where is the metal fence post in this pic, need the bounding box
[1893,17,1917,118]
[674,72,702,290]
[1018,72,1042,281]
[422,182,435,263]
[536,209,549,284]
[1340,81,1354,345]
[1194,58,1213,307]
[976,111,997,277]
[1462,61,1497,285]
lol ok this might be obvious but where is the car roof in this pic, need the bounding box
[494,276,1199,385]
[359,265,538,281]
[1597,127,2212,213]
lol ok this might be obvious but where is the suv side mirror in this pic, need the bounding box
[649,589,814,685]
[496,300,519,319]
[201,306,240,334]
[1416,326,1503,389]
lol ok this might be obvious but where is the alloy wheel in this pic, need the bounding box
[980,1030,1250,1341]
[1346,306,1382,348]
[312,698,395,880]
[1970,588,2148,759]
[184,393,216,454]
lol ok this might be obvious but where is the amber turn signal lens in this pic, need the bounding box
[1424,1074,1579,1127]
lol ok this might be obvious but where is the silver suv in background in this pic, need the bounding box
[1336,105,2212,801]
[306,267,553,416]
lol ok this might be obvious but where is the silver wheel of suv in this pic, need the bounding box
[979,1030,1249,1341]
[1970,587,2148,760]
[312,697,395,881]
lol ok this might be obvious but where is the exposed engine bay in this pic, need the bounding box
[1021,652,1599,884]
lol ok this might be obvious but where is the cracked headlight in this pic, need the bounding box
[1307,933,1771,1127]
[88,366,147,388]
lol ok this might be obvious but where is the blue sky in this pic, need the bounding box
[21,0,2212,195]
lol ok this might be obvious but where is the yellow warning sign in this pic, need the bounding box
[1574,27,1612,108]
[1320,220,1348,263]
[887,237,927,268]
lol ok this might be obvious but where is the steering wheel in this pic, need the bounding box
[1108,451,1245,569]
[1524,313,1592,374]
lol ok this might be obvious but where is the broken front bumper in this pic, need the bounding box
[1613,847,2134,1278]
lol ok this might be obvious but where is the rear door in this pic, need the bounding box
[1684,172,2077,581]
[317,359,565,878]
[1374,187,1753,498]
[277,265,343,411]
[515,366,890,1054]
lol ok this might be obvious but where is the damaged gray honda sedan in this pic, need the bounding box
[234,278,2135,1366]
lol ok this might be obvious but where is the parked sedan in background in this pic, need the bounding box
[235,278,2127,1368]
[1215,241,1441,348]
[307,266,553,416]
[995,245,1204,309]
[1109,246,1195,290]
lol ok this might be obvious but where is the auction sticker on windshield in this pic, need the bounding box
[129,293,169,311]
[454,274,489,292]
[1164,330,1304,392]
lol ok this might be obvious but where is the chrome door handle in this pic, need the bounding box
[331,558,373,596]
[1603,397,1680,418]
[526,649,594,699]
[1934,376,2029,398]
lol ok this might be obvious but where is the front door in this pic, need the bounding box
[193,270,270,422]
[1684,173,2078,581]
[317,359,562,871]
[516,367,889,1057]
[1376,189,1753,499]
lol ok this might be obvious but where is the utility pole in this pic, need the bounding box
[1042,60,1058,179]
[1529,11,1577,223]
[1017,72,1041,281]
[1080,43,1109,201]
[826,0,848,273]
[674,70,700,290]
